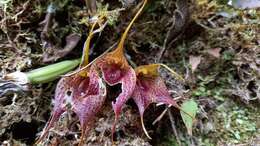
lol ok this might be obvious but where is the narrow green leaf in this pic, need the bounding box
[180,99,198,135]
[26,59,80,84]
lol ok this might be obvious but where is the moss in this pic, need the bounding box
[211,100,259,144]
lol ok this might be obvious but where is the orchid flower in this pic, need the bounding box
[36,16,107,145]
[94,0,147,137]
[132,64,185,139]
[36,66,106,145]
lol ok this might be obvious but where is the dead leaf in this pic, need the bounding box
[189,55,201,73]
[43,33,81,62]
[207,48,221,58]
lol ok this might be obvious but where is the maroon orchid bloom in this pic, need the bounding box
[95,54,136,137]
[132,64,181,139]
[36,66,106,145]
[37,0,150,144]
[94,0,148,137]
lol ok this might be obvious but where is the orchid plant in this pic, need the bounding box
[37,0,193,145]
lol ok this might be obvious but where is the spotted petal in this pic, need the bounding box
[36,66,106,145]
[36,76,72,144]
[71,67,106,145]
[132,65,180,139]
[95,60,136,136]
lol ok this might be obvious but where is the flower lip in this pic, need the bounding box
[100,63,124,85]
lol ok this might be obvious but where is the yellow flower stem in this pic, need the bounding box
[80,21,98,67]
[116,0,148,54]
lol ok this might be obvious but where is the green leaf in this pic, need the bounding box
[180,99,198,135]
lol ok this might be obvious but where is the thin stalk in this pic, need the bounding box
[80,15,106,67]
[116,0,148,54]
[80,21,98,67]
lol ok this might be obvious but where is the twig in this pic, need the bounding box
[12,0,31,21]
[40,3,56,40]
[152,106,169,125]
[6,32,21,54]
[157,0,189,62]
[168,110,181,146]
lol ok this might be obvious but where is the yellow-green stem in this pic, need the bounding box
[117,0,148,53]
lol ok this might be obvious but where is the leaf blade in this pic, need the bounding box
[180,99,198,135]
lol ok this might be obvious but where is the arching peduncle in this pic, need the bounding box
[116,0,148,54]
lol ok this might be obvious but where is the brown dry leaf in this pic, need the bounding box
[42,33,81,62]
[207,48,221,58]
[189,55,202,73]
